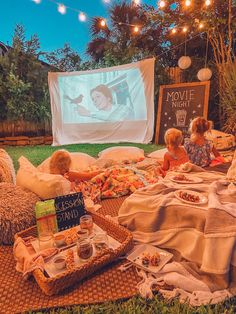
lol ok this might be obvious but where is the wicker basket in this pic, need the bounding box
[15,209,133,296]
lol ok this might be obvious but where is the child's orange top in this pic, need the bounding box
[163,146,189,171]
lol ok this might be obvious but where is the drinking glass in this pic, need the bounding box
[80,215,94,235]
[39,232,54,251]
[93,232,109,252]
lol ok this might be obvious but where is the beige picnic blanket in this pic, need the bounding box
[118,167,236,305]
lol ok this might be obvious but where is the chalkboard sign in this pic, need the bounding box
[55,192,86,231]
[155,81,210,144]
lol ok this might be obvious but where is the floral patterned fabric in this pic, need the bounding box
[71,165,159,202]
[184,138,212,167]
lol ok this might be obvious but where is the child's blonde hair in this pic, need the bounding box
[189,117,212,141]
[164,128,183,149]
[49,150,71,175]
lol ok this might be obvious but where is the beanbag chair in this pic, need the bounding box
[0,182,39,245]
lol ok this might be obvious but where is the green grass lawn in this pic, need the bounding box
[5,143,235,313]
[5,142,163,170]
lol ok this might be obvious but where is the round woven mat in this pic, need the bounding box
[0,196,140,314]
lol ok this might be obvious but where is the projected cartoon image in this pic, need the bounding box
[59,68,147,123]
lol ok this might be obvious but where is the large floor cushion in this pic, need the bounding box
[205,129,235,151]
[0,182,40,245]
[37,152,96,173]
[17,156,71,200]
[0,149,16,184]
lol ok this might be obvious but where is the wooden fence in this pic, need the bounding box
[0,119,52,138]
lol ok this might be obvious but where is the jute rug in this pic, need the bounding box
[0,164,230,313]
[0,196,141,314]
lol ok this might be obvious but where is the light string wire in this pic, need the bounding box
[155,31,206,60]
[32,0,212,31]
[47,0,86,15]
[204,32,209,68]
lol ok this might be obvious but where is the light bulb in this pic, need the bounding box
[134,26,139,33]
[78,12,86,22]
[199,23,204,29]
[133,0,141,5]
[183,26,188,33]
[103,0,111,3]
[205,0,211,6]
[58,4,66,14]
[159,1,166,8]
[171,28,177,34]
[100,19,106,27]
[185,0,191,6]
[32,0,41,3]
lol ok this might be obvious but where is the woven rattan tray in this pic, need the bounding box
[15,209,133,296]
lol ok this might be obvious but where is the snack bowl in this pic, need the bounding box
[54,234,66,247]
[53,255,66,270]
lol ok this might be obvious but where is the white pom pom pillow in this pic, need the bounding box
[37,152,96,173]
[98,146,145,163]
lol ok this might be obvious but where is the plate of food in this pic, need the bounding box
[170,174,203,184]
[127,244,173,274]
[174,190,208,205]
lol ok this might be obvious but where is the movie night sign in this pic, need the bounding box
[155,82,210,144]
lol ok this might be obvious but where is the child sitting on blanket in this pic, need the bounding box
[184,117,222,167]
[162,128,189,171]
[49,150,100,181]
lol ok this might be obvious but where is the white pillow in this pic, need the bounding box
[16,156,71,200]
[98,146,145,162]
[37,152,96,173]
[148,148,167,160]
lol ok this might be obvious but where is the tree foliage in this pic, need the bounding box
[44,43,81,71]
[0,24,51,122]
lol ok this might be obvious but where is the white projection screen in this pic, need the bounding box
[48,58,155,145]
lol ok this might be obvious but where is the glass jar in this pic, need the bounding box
[77,238,93,261]
[80,215,94,235]
[77,228,89,240]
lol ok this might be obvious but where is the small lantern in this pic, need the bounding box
[178,56,192,70]
[197,67,212,81]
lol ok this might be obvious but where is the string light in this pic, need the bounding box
[31,0,214,34]
[133,0,141,5]
[78,12,86,22]
[100,19,106,27]
[58,4,66,14]
[159,1,166,8]
[185,0,191,7]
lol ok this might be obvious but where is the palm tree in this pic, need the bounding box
[86,2,166,65]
